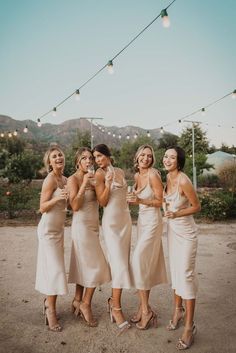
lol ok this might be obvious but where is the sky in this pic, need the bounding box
[0,0,235,147]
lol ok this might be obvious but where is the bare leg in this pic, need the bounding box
[80,287,97,325]
[172,291,184,325]
[180,299,195,342]
[111,288,127,325]
[45,295,61,330]
[136,290,157,329]
[75,284,84,301]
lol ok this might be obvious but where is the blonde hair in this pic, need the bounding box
[134,144,156,172]
[43,145,65,173]
[74,147,93,169]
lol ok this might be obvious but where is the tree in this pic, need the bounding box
[0,136,26,156]
[178,125,212,180]
[158,133,178,149]
[3,151,42,183]
[178,124,209,155]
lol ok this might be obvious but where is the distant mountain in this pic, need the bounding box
[0,114,175,148]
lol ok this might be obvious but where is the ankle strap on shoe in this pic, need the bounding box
[113,307,122,311]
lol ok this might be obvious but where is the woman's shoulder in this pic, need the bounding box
[42,173,57,190]
[149,168,161,179]
[179,172,192,186]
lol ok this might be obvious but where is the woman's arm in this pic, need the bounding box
[138,169,163,207]
[95,169,112,207]
[166,174,201,219]
[39,175,66,213]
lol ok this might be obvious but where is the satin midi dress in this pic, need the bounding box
[102,168,132,289]
[164,174,198,299]
[68,188,111,287]
[35,188,68,295]
[131,175,167,290]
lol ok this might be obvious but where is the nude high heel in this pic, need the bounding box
[167,306,185,331]
[176,323,197,350]
[136,310,157,330]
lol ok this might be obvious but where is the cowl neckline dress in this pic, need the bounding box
[164,173,198,299]
[35,187,68,295]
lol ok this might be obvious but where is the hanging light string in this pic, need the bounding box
[36,0,176,122]
[1,87,235,138]
[158,89,235,130]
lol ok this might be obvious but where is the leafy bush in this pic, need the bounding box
[198,190,235,221]
[0,182,41,218]
[198,174,220,188]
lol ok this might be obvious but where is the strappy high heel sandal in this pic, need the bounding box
[136,310,157,330]
[79,302,98,327]
[71,298,81,317]
[130,306,142,323]
[110,306,131,333]
[167,306,185,331]
[176,323,197,350]
[43,300,62,332]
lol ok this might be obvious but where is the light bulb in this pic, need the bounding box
[37,118,42,127]
[161,9,170,28]
[107,60,114,74]
[13,129,18,136]
[8,132,12,138]
[201,108,206,116]
[75,89,80,101]
[108,131,111,135]
[147,130,150,137]
[232,89,236,99]
[118,134,121,139]
[134,133,138,139]
[23,125,28,133]
[52,107,57,117]
[178,119,182,123]
[160,127,164,134]
[0,133,4,138]
[112,133,116,137]
[126,134,130,140]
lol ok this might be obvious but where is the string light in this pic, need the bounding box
[160,127,164,134]
[108,131,111,135]
[134,133,138,139]
[34,0,177,123]
[146,130,151,137]
[201,108,206,116]
[23,125,28,133]
[52,107,57,117]
[178,119,182,123]
[8,132,12,138]
[126,134,130,140]
[112,133,116,137]
[37,118,42,127]
[75,89,81,101]
[232,89,236,99]
[161,9,170,28]
[0,133,4,138]
[107,60,114,75]
[13,129,18,136]
[118,133,122,139]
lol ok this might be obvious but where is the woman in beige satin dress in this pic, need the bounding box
[35,146,68,332]
[127,144,167,330]
[68,147,111,326]
[163,146,201,350]
[93,144,132,332]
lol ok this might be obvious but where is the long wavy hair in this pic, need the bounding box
[43,145,65,173]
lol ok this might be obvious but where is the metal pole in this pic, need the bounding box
[192,123,197,189]
[80,117,103,149]
[90,119,93,149]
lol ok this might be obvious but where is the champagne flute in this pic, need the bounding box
[87,165,96,185]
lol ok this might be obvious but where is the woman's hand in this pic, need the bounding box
[82,171,95,187]
[165,210,176,219]
[105,171,113,187]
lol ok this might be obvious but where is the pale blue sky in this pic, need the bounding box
[0,0,235,147]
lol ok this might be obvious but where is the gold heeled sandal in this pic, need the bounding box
[110,306,131,332]
[136,310,157,330]
[43,300,62,332]
[79,302,98,327]
[71,298,81,317]
[176,323,197,350]
[167,306,185,331]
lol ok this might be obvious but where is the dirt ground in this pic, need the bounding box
[0,222,236,353]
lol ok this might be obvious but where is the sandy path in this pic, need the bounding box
[0,223,236,353]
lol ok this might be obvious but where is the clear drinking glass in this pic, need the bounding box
[87,165,96,185]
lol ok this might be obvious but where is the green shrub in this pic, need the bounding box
[198,190,235,221]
